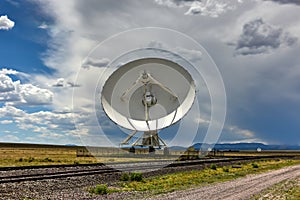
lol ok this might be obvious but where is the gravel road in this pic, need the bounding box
[149,164,300,200]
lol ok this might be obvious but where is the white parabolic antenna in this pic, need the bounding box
[101,57,196,148]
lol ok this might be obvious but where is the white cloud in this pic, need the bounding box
[19,84,53,105]
[81,57,110,69]
[0,68,19,75]
[216,124,262,143]
[0,15,15,30]
[227,125,255,138]
[234,18,297,55]
[154,0,244,17]
[52,78,65,87]
[0,103,89,138]
[194,117,210,125]
[0,72,53,105]
[51,78,80,87]
[38,22,49,29]
[0,120,13,124]
[0,68,29,80]
[0,104,26,118]
[0,74,15,92]
[0,135,20,142]
[185,0,242,17]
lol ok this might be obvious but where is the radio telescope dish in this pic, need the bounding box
[101,57,196,148]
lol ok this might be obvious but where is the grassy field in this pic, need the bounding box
[0,147,98,167]
[251,176,300,200]
[89,159,300,196]
[0,147,158,167]
[1,142,300,167]
[223,150,300,157]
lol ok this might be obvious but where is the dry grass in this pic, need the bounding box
[223,150,300,157]
[252,176,300,200]
[118,159,300,194]
[0,147,157,167]
[0,148,97,167]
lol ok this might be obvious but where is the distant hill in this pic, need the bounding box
[64,144,77,146]
[168,146,187,151]
[191,143,300,151]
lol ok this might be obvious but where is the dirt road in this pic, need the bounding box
[149,164,300,200]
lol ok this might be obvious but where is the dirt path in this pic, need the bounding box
[149,164,300,200]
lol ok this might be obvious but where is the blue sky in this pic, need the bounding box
[0,0,300,146]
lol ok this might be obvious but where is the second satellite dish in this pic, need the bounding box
[101,57,196,132]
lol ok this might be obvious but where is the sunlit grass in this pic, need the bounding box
[0,148,96,167]
[223,150,300,157]
[251,177,300,200]
[118,159,300,194]
[0,148,158,167]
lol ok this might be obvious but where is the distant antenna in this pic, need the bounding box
[101,58,195,149]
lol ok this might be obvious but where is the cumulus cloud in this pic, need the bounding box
[52,78,65,87]
[0,74,15,92]
[185,0,243,17]
[0,68,30,80]
[0,15,15,30]
[52,78,80,87]
[0,72,53,105]
[0,104,26,118]
[2,91,105,141]
[234,18,297,55]
[155,0,243,17]
[0,68,19,75]
[0,120,13,124]
[19,84,53,105]
[81,57,110,69]
[264,0,300,6]
[0,103,92,139]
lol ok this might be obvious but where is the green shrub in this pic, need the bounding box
[90,184,108,195]
[28,157,35,163]
[252,163,259,168]
[130,172,143,182]
[210,164,217,170]
[222,167,229,172]
[73,161,80,165]
[120,173,130,181]
[18,158,23,162]
[42,157,53,162]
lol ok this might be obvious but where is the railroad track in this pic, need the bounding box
[0,155,296,184]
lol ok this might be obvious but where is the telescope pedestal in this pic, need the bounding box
[121,130,167,148]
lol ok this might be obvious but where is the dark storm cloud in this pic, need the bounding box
[264,0,300,6]
[234,18,297,55]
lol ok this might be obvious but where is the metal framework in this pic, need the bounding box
[120,71,176,148]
